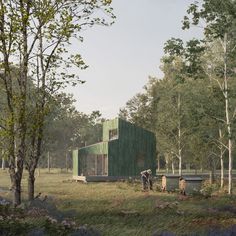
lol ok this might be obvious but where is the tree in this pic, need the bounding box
[42,94,104,171]
[160,37,206,175]
[0,0,115,205]
[120,73,228,177]
[183,0,236,194]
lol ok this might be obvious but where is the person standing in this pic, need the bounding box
[140,169,153,191]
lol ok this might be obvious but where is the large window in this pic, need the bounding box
[80,154,108,176]
[109,129,118,140]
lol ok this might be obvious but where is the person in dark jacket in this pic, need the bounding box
[140,169,153,191]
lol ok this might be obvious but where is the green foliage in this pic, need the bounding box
[40,93,104,168]
[121,0,236,176]
[0,205,32,236]
[0,219,31,236]
[183,0,236,39]
[200,181,220,198]
[0,0,115,204]
[163,37,206,80]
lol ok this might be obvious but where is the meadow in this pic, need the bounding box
[1,169,236,236]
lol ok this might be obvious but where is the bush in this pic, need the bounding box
[200,181,219,198]
[0,217,32,236]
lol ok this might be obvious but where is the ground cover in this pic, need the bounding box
[0,169,236,235]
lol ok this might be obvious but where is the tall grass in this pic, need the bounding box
[0,169,236,235]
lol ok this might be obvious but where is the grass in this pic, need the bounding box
[1,169,236,235]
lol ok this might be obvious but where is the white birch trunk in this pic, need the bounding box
[165,154,169,173]
[178,92,182,176]
[222,33,233,195]
[48,151,50,173]
[2,157,5,170]
[220,154,224,188]
[172,159,175,174]
[219,127,224,188]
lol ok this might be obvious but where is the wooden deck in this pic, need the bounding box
[73,175,136,182]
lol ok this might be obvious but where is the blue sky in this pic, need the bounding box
[66,0,203,118]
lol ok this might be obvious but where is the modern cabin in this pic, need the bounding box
[73,118,156,181]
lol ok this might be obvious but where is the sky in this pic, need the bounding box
[66,0,203,119]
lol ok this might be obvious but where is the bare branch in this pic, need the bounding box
[232,107,236,120]
[212,138,229,150]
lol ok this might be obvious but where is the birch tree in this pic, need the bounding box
[183,0,236,194]
[160,38,205,175]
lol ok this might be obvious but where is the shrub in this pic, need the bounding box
[200,181,219,198]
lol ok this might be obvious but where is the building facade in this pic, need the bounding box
[73,118,156,179]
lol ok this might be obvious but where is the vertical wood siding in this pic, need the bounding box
[74,118,156,177]
[108,119,156,176]
[72,149,79,176]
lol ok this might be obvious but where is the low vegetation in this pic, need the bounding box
[1,170,236,236]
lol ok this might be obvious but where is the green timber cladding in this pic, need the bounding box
[73,118,156,177]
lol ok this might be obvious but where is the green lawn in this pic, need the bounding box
[1,169,236,235]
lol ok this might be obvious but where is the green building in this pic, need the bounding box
[73,118,156,180]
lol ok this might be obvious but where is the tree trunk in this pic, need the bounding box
[220,154,224,188]
[225,76,232,193]
[209,171,213,185]
[222,33,233,195]
[27,133,43,201]
[165,154,169,173]
[219,127,224,188]
[2,157,5,170]
[28,172,35,201]
[177,92,182,176]
[210,167,215,184]
[172,159,175,174]
[9,141,25,206]
[66,152,68,172]
[200,165,203,173]
[157,154,160,171]
[11,174,22,207]
[228,138,232,194]
[178,156,182,176]
[48,151,50,173]
[13,185,21,207]
[8,122,23,206]
[209,156,216,184]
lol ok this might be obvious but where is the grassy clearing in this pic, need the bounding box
[1,169,236,235]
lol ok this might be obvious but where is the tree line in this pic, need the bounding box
[120,0,236,195]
